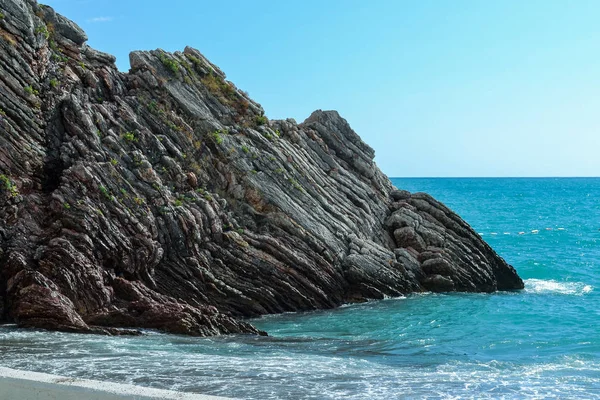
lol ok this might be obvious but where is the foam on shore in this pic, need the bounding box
[0,367,231,400]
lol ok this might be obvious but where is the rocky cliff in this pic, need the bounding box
[0,0,524,336]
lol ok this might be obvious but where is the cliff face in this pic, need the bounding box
[0,0,524,336]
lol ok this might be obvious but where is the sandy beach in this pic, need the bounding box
[0,367,231,400]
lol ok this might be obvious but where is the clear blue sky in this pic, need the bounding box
[44,0,600,177]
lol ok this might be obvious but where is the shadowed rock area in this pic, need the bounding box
[0,0,524,336]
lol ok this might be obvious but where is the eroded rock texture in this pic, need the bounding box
[0,0,523,335]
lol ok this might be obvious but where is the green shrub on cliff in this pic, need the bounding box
[24,85,39,95]
[99,185,113,200]
[121,131,137,143]
[0,175,18,197]
[202,73,236,101]
[159,52,179,74]
[210,130,224,145]
[255,115,267,126]
[35,25,49,40]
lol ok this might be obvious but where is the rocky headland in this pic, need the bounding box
[0,0,523,336]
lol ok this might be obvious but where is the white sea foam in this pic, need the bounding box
[524,279,593,296]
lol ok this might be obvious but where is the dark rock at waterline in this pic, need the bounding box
[0,0,524,336]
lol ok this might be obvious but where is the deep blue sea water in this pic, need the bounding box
[1,178,599,399]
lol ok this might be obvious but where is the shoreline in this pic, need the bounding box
[0,367,232,400]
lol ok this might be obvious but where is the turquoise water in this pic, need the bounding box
[1,178,599,398]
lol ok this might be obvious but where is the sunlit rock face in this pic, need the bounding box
[0,0,523,336]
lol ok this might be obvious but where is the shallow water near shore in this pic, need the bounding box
[1,178,599,399]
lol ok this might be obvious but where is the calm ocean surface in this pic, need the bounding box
[1,178,599,399]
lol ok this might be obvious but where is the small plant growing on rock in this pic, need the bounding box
[51,53,68,63]
[289,178,304,192]
[158,52,179,75]
[134,197,144,205]
[185,53,202,68]
[0,175,18,197]
[49,78,58,88]
[24,85,39,95]
[35,25,49,40]
[63,202,71,209]
[241,145,249,153]
[110,158,118,166]
[99,185,112,200]
[147,100,158,113]
[0,12,5,19]
[255,115,268,126]
[202,72,236,101]
[210,130,224,145]
[121,131,137,143]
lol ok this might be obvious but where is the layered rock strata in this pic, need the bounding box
[0,0,523,335]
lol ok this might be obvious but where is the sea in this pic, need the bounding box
[1,178,598,399]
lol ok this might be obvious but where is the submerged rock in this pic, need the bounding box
[0,0,524,336]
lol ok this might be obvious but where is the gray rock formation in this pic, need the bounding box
[0,0,523,336]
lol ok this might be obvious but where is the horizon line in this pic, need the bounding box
[389,176,600,179]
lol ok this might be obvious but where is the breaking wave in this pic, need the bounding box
[524,279,593,296]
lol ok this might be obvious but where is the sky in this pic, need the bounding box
[42,0,600,177]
